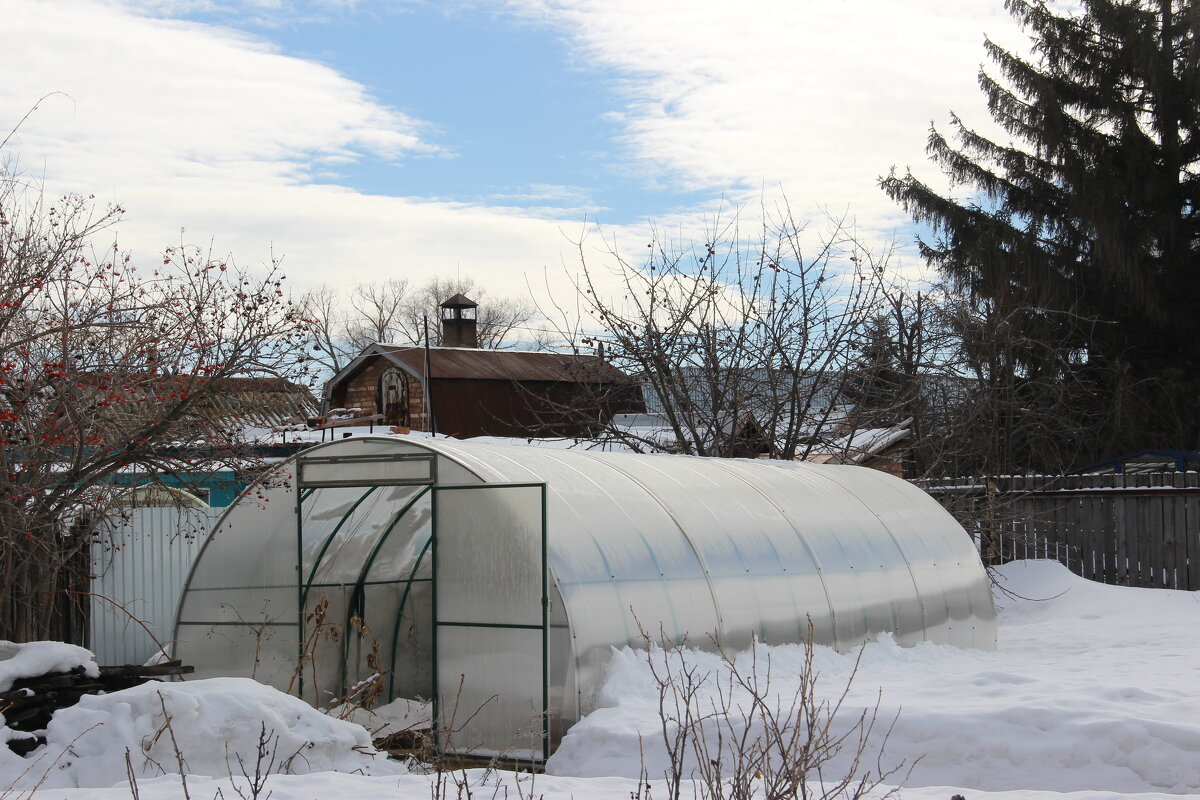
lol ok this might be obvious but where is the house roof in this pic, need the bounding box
[1071,449,1200,474]
[70,372,316,428]
[440,293,477,309]
[330,344,639,388]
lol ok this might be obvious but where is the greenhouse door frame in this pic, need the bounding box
[294,452,438,701]
[432,482,549,762]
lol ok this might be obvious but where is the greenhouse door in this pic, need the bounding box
[432,483,548,761]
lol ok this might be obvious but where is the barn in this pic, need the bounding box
[322,296,643,439]
[173,435,996,760]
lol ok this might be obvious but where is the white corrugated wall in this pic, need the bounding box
[90,507,222,666]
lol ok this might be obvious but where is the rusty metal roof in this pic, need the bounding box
[378,345,637,383]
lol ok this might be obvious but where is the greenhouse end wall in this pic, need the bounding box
[173,436,996,757]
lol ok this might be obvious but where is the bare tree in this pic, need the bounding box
[633,623,908,800]
[345,279,415,350]
[402,275,539,350]
[545,206,885,460]
[298,284,353,376]
[909,287,1110,479]
[299,276,542,382]
[0,171,313,641]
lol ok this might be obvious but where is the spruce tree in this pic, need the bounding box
[845,313,904,429]
[882,0,1200,460]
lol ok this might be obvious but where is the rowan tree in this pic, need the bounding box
[0,171,312,641]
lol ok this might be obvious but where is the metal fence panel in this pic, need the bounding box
[90,507,221,666]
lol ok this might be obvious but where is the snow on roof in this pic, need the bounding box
[806,417,913,464]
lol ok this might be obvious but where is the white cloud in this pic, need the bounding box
[510,0,1030,245]
[1,0,580,302]
[1,0,1038,325]
[5,1,433,170]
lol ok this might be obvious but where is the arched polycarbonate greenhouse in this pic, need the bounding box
[173,436,996,760]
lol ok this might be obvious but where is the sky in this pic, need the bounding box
[1,0,1028,310]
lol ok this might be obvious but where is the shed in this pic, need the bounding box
[324,344,644,438]
[173,436,995,760]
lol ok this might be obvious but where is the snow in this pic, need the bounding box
[550,561,1200,794]
[6,677,401,790]
[329,696,431,740]
[1,559,1198,799]
[0,641,98,692]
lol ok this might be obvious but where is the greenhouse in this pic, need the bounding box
[173,436,996,760]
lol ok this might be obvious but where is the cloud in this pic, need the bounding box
[0,0,576,299]
[4,1,435,172]
[508,0,1028,244]
[1,0,1035,328]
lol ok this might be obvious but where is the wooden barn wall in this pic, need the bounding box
[917,473,1200,591]
[428,379,642,439]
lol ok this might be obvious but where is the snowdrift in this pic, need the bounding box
[548,560,1200,795]
[3,677,400,790]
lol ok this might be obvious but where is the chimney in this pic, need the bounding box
[440,293,478,348]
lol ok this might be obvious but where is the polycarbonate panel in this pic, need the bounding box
[436,626,545,759]
[707,460,927,648]
[819,465,997,648]
[173,464,302,686]
[434,484,546,759]
[391,579,433,699]
[175,586,295,623]
[175,622,299,690]
[406,438,995,716]
[298,584,351,704]
[309,485,423,584]
[440,445,722,654]
[343,583,402,690]
[579,455,822,650]
[363,491,433,582]
[436,485,543,627]
[299,486,370,575]
[546,582,573,741]
[299,453,434,488]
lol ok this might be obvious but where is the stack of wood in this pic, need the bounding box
[0,660,193,755]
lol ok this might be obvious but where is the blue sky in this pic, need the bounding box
[220,4,685,218]
[2,0,1023,302]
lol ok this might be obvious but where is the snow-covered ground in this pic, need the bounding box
[2,559,1198,799]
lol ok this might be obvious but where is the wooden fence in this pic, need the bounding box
[917,473,1200,590]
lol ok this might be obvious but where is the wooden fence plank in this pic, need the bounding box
[1114,489,1130,585]
[1146,474,1161,586]
[1102,490,1116,582]
[1162,475,1180,588]
[1137,474,1155,587]
[1173,473,1187,589]
[1059,492,1074,576]
[1083,493,1100,581]
[1186,489,1199,591]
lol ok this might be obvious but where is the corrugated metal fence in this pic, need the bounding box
[90,507,221,665]
[918,473,1200,590]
